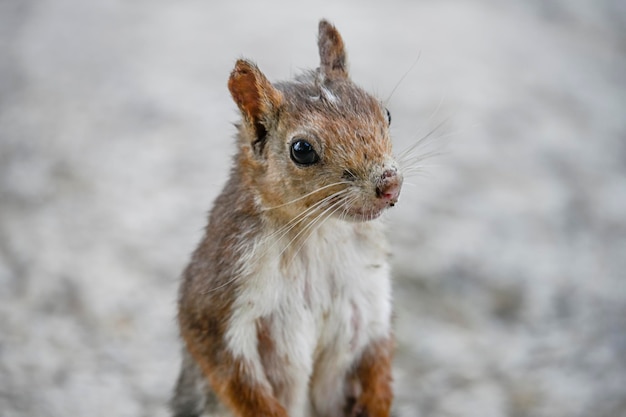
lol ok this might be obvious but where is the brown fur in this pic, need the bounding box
[256,316,294,406]
[348,338,395,417]
[172,19,399,417]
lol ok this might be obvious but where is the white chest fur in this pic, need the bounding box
[224,218,392,417]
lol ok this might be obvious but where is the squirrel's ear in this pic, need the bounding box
[228,59,283,142]
[318,20,348,80]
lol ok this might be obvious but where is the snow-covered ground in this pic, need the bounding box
[1,1,625,416]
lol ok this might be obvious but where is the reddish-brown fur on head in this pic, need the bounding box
[227,20,402,227]
[228,60,283,153]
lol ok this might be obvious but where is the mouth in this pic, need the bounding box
[340,203,389,222]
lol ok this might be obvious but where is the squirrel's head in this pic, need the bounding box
[228,20,402,224]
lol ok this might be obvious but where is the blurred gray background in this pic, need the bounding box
[1,1,625,416]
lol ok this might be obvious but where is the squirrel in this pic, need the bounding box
[171,19,403,417]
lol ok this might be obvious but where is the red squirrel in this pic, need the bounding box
[171,19,403,417]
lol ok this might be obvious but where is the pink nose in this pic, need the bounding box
[376,169,402,204]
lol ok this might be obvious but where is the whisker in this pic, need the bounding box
[201,275,239,294]
[202,189,350,294]
[402,119,481,162]
[343,168,358,181]
[400,151,445,169]
[398,117,450,162]
[339,195,361,221]
[384,52,421,106]
[400,162,444,181]
[282,194,352,268]
[402,161,444,170]
[328,189,359,222]
[255,188,350,259]
[425,91,448,127]
[401,168,436,178]
[261,181,350,211]
[262,189,349,245]
[278,196,343,263]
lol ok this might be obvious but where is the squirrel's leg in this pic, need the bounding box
[181,328,288,417]
[349,338,394,417]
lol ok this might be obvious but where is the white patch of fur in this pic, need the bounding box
[319,85,339,103]
[224,217,392,417]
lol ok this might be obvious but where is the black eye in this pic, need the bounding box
[290,139,319,166]
[385,108,392,125]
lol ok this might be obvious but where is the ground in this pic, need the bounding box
[1,1,625,416]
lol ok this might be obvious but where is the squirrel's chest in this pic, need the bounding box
[230,220,390,316]
[224,220,392,413]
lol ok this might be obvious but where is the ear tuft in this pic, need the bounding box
[318,20,348,80]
